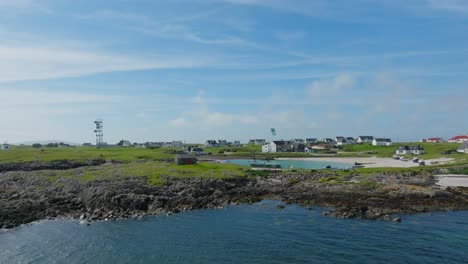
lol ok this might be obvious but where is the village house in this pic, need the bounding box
[293,139,305,144]
[357,136,374,144]
[228,140,241,147]
[293,143,306,152]
[422,137,444,143]
[396,145,425,155]
[217,140,228,147]
[335,137,347,146]
[323,138,334,144]
[262,140,293,153]
[262,144,271,153]
[448,135,468,143]
[205,140,218,147]
[117,140,132,147]
[162,141,184,148]
[335,136,345,142]
[249,139,266,145]
[82,143,93,147]
[457,143,468,153]
[306,138,317,145]
[1,143,9,151]
[372,138,393,146]
[346,137,356,144]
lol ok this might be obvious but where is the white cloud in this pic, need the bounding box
[0,0,31,8]
[0,88,124,142]
[0,44,204,82]
[426,0,468,13]
[0,89,122,105]
[169,117,188,127]
[306,73,355,98]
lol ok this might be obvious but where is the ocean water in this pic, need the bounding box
[1,200,467,264]
[225,159,352,169]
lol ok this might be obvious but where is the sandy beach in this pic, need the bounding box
[435,175,468,188]
[277,157,454,168]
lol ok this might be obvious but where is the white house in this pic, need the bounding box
[372,138,392,146]
[1,143,9,151]
[396,145,425,155]
[117,140,132,147]
[263,141,293,153]
[306,138,317,145]
[336,137,347,146]
[457,143,468,153]
[163,141,183,148]
[357,136,374,144]
[346,137,356,144]
[449,135,468,143]
[262,144,272,153]
[423,137,443,143]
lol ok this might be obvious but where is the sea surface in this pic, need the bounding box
[226,159,351,169]
[1,200,467,264]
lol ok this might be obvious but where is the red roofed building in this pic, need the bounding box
[425,137,443,143]
[448,135,468,143]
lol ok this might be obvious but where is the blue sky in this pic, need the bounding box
[1,0,467,144]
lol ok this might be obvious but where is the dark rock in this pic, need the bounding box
[1,165,468,229]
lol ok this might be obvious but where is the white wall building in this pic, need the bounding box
[449,135,468,143]
[357,136,374,144]
[396,145,425,155]
[372,138,392,146]
[457,143,468,153]
[1,143,9,151]
[262,144,272,153]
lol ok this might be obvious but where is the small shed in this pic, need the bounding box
[175,154,198,165]
[1,144,9,151]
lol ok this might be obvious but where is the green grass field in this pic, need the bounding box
[1,143,467,180]
[340,142,465,160]
[41,161,247,186]
[0,146,177,163]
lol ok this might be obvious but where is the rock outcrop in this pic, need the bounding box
[1,165,468,229]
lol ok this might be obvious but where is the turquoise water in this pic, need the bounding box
[226,159,352,169]
[1,200,468,264]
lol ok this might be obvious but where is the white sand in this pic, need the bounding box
[435,175,468,188]
[277,157,454,168]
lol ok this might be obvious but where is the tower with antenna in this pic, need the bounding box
[94,119,104,147]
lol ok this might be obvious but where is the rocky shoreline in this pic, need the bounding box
[1,161,468,229]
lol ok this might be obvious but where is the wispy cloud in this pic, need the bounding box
[0,44,206,82]
[219,0,468,17]
[0,89,123,106]
[0,0,51,13]
[77,9,258,48]
[426,0,468,13]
